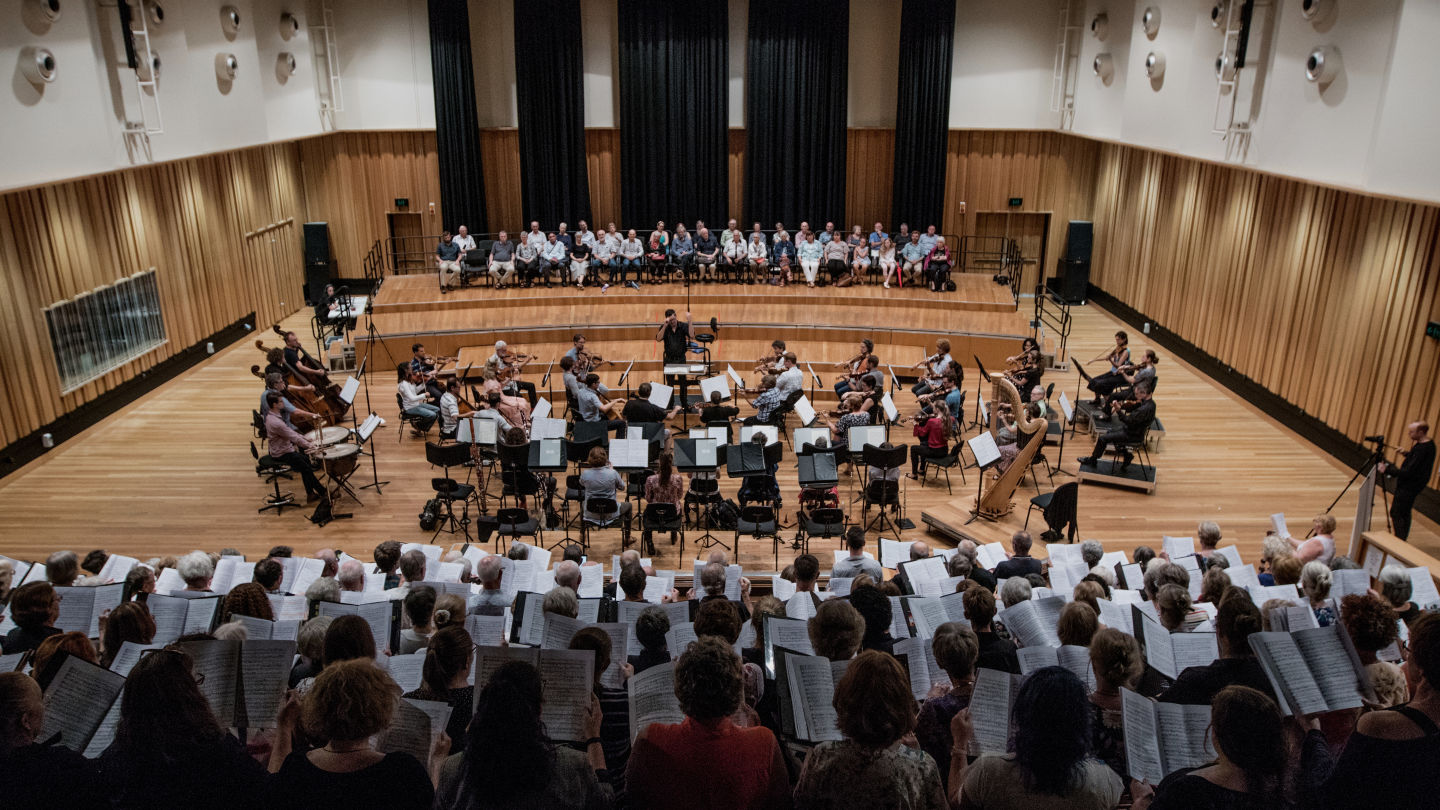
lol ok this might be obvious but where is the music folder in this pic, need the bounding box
[798,452,838,487]
[848,424,886,452]
[528,439,566,470]
[725,442,767,477]
[675,438,718,471]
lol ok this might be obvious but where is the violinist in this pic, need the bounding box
[917,368,964,421]
[410,343,445,400]
[833,339,874,395]
[1104,349,1158,408]
[1078,382,1155,471]
[908,406,954,479]
[754,339,786,377]
[438,379,474,440]
[261,372,322,428]
[1086,330,1132,405]
[264,392,327,503]
[911,339,953,395]
[481,372,533,434]
[487,340,537,405]
[1005,337,1040,368]
[1005,345,1043,394]
[564,333,610,376]
[282,331,329,386]
[398,368,439,434]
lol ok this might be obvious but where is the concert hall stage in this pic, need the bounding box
[355,274,1036,394]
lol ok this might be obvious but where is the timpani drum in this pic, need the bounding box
[320,443,360,481]
[306,426,351,448]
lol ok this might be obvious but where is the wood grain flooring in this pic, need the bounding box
[0,299,1433,574]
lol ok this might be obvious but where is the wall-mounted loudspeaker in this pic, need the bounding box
[1210,1,1229,27]
[1145,51,1166,79]
[1141,6,1161,38]
[145,0,164,26]
[215,52,238,80]
[1300,0,1330,23]
[28,0,61,22]
[1305,46,1340,85]
[137,52,160,81]
[20,47,57,84]
[1215,51,1236,82]
[1090,13,1108,40]
[1093,53,1114,83]
[277,52,296,78]
[280,12,299,40]
[220,5,241,35]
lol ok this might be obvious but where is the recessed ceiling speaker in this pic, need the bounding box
[144,0,164,26]
[137,52,161,81]
[215,52,238,80]
[1145,51,1166,79]
[220,5,241,35]
[1090,13,1109,40]
[1300,0,1329,22]
[1141,6,1161,38]
[1093,53,1114,82]
[280,12,299,40]
[277,51,296,77]
[28,0,61,22]
[1305,46,1341,84]
[1215,51,1236,81]
[20,46,57,84]
[1210,1,1229,27]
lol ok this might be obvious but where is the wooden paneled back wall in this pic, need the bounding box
[1090,143,1440,492]
[0,142,306,447]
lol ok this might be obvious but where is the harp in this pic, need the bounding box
[973,372,1048,520]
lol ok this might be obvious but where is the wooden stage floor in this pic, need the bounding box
[0,298,1433,573]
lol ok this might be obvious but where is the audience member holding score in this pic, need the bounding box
[0,671,103,807]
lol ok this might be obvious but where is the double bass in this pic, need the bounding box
[254,337,348,424]
[250,363,323,433]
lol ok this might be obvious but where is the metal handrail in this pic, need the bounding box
[1033,283,1072,367]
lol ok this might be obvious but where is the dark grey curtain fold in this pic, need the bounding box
[427,0,488,233]
[891,0,956,231]
[743,0,849,228]
[513,0,591,227]
[618,0,728,228]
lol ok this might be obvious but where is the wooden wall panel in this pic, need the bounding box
[729,128,747,224]
[585,128,621,229]
[1090,142,1440,491]
[845,129,895,232]
[298,131,442,278]
[0,142,306,446]
[478,128,523,232]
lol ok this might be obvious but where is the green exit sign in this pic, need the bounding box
[394,198,410,209]
[1008,197,1024,208]
[1427,321,1440,340]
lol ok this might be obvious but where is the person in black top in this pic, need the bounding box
[622,382,680,425]
[697,390,740,429]
[963,586,1020,674]
[1381,420,1434,541]
[281,330,329,387]
[1158,590,1275,706]
[567,239,593,288]
[994,530,1045,580]
[1079,382,1155,471]
[630,605,671,674]
[0,672,103,808]
[656,309,696,411]
[847,585,897,656]
[3,581,61,654]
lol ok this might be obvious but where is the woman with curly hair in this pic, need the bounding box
[219,582,273,624]
[626,636,788,809]
[1339,593,1400,665]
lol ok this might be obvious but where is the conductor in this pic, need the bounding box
[656,309,696,408]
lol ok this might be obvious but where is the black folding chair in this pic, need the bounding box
[736,504,780,567]
[795,506,845,557]
[641,502,685,561]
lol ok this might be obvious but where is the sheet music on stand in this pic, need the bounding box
[531,417,567,440]
[648,382,673,409]
[529,438,566,469]
[726,365,744,389]
[532,398,552,421]
[848,425,886,452]
[888,365,902,391]
[968,431,1001,468]
[610,438,650,469]
[806,363,822,388]
[793,395,817,426]
[880,392,899,422]
[740,425,779,445]
[339,376,360,405]
[979,395,989,424]
[700,375,731,402]
[618,360,634,388]
[1058,392,1074,423]
[689,426,728,445]
[458,416,498,445]
[675,438,718,470]
[539,359,554,388]
[357,414,382,443]
[793,427,828,451]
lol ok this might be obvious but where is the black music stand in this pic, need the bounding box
[861,444,908,537]
[970,354,991,429]
[798,452,839,489]
[725,442,768,478]
[1071,363,1097,438]
[676,438,724,549]
[426,441,477,542]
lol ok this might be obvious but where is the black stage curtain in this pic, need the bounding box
[891,0,956,231]
[618,0,728,228]
[428,0,488,233]
[513,0,591,227]
[743,0,848,228]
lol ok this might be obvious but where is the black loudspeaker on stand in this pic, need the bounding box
[304,221,334,307]
[1047,220,1091,304]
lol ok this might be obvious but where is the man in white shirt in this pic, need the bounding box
[526,221,547,250]
[398,369,439,432]
[776,352,804,397]
[541,232,567,287]
[618,228,644,290]
[574,220,597,250]
[913,338,953,395]
[453,225,477,253]
[593,232,616,292]
[438,379,465,439]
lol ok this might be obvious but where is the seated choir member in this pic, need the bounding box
[515,232,540,287]
[541,232,568,287]
[2,581,61,653]
[403,625,475,754]
[0,672,103,805]
[794,651,948,809]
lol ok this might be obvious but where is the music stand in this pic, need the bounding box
[725,442,768,478]
[861,444,907,537]
[970,355,991,429]
[963,431,1003,525]
[798,452,839,489]
[1071,362,1097,438]
[527,438,568,471]
[676,438,724,549]
[571,420,613,447]
[426,441,477,542]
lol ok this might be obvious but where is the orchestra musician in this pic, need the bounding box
[486,340,537,405]
[1086,330,1133,404]
[397,368,440,434]
[754,339,787,377]
[1103,349,1159,408]
[564,333,612,376]
[833,339,874,395]
[917,368,965,421]
[1005,337,1040,368]
[912,339,953,395]
[263,392,327,503]
[410,342,446,401]
[908,406,955,479]
[281,331,329,387]
[480,372,533,434]
[1004,344,1043,395]
[1078,382,1155,471]
[262,373,322,428]
[438,379,473,441]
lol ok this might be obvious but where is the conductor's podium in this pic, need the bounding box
[1076,456,1157,494]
